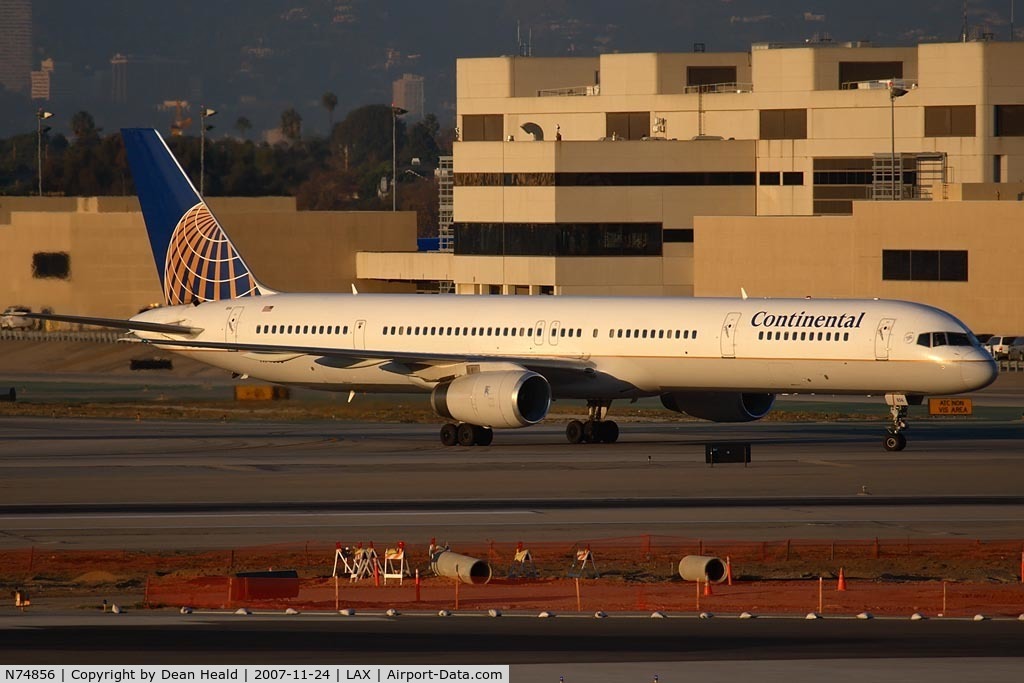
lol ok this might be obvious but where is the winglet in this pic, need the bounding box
[351,283,359,295]
[740,287,748,300]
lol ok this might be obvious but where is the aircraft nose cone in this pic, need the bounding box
[960,353,999,391]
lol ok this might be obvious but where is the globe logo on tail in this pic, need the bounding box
[164,203,260,305]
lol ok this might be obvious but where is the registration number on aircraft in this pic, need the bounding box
[928,398,973,415]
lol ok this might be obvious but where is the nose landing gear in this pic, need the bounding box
[883,394,909,451]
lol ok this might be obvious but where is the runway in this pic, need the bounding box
[1,416,1022,548]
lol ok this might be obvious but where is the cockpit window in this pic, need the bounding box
[946,332,971,346]
[917,331,974,348]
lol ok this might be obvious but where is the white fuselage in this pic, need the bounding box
[133,293,998,400]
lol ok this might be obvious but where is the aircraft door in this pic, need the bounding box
[549,321,561,345]
[354,319,367,349]
[532,321,545,348]
[226,306,244,342]
[720,311,741,358]
[875,318,895,360]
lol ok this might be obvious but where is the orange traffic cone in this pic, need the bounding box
[703,579,713,596]
[837,567,847,592]
[726,556,734,586]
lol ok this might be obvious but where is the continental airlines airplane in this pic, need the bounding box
[25,129,998,452]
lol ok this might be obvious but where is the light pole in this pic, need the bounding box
[391,105,407,211]
[200,106,217,195]
[888,82,909,200]
[36,109,53,196]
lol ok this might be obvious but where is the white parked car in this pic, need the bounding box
[0,306,35,330]
[985,335,1017,360]
[1007,337,1024,362]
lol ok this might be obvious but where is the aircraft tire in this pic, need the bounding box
[440,423,459,447]
[599,420,619,444]
[566,420,585,444]
[883,434,906,452]
[457,423,477,447]
[582,421,597,443]
[474,425,494,446]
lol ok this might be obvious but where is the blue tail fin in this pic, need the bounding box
[122,127,270,305]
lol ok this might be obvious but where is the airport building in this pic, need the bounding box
[356,39,1024,332]
[4,39,1024,334]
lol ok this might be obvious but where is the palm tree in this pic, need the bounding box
[280,107,303,143]
[321,91,338,133]
[234,116,252,140]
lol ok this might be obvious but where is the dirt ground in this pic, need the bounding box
[4,538,1022,617]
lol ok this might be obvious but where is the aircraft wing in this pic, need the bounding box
[13,311,203,336]
[135,337,595,373]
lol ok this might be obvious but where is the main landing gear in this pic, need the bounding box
[565,400,619,444]
[882,393,909,452]
[439,422,493,447]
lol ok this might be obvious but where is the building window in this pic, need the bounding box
[812,157,873,214]
[605,112,650,140]
[686,66,738,87]
[782,172,804,186]
[455,172,755,187]
[663,228,693,243]
[759,109,807,140]
[32,252,70,279]
[995,105,1024,136]
[461,114,503,141]
[837,61,903,88]
[882,249,968,281]
[924,106,975,137]
[454,222,662,257]
[759,172,780,186]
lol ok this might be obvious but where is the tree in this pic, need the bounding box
[405,113,442,168]
[321,91,338,132]
[331,104,401,170]
[70,111,99,142]
[280,107,303,143]
[234,116,252,140]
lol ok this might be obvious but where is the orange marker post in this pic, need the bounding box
[837,567,847,592]
[415,569,421,602]
[726,556,734,586]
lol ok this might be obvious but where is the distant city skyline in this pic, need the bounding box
[1,0,1021,137]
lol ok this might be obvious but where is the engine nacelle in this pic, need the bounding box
[431,370,551,429]
[660,391,775,423]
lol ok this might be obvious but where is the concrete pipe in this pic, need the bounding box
[432,551,492,585]
[678,555,727,584]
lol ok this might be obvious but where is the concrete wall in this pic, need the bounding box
[0,197,417,318]
[694,199,1024,333]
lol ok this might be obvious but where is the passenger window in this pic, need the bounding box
[617,329,623,338]
[398,327,404,335]
[681,330,686,339]
[343,326,349,334]
[775,332,781,340]
[382,327,388,335]
[843,332,849,341]
[692,330,698,339]
[758,331,763,340]
[784,332,789,341]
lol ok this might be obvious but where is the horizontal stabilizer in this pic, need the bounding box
[15,312,203,336]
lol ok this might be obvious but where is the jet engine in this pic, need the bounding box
[431,370,551,428]
[660,391,775,422]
